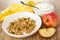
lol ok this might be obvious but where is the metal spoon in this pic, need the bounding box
[20,1,39,9]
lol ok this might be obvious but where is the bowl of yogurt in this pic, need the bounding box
[34,3,54,16]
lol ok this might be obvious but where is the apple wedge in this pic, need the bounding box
[39,28,56,37]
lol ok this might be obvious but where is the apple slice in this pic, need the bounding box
[39,28,56,37]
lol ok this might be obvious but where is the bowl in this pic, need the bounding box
[34,3,54,16]
[2,12,42,38]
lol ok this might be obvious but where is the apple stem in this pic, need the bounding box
[46,19,49,22]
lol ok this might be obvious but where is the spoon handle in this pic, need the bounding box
[20,1,39,9]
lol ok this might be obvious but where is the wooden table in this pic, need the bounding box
[0,0,60,40]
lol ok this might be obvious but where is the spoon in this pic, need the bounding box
[20,1,39,10]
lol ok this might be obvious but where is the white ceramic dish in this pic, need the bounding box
[2,12,42,38]
[34,3,54,16]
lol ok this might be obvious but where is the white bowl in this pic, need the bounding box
[2,12,42,38]
[34,3,54,16]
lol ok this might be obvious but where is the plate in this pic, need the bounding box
[2,12,42,38]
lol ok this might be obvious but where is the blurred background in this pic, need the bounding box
[0,0,60,13]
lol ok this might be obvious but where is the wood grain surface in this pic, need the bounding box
[0,0,60,40]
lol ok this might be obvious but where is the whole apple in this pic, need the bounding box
[42,12,59,27]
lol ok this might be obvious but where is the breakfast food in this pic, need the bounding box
[7,17,36,35]
[39,28,56,37]
[0,0,59,38]
[42,12,59,27]
[0,3,34,22]
[34,3,54,16]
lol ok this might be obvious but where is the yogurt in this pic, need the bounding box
[34,3,54,16]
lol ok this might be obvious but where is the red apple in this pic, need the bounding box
[42,12,59,27]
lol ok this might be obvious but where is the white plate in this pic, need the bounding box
[2,12,42,38]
